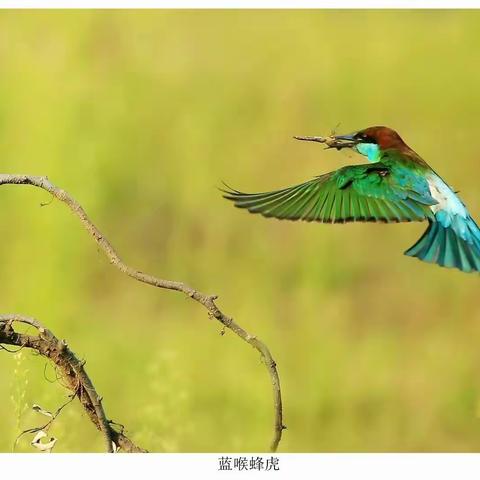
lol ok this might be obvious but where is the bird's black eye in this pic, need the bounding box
[355,133,375,144]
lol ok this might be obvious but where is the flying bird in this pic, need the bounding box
[223,126,480,273]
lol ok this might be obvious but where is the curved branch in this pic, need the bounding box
[0,314,146,453]
[0,174,285,452]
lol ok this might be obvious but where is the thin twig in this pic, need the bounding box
[0,174,284,452]
[14,393,76,449]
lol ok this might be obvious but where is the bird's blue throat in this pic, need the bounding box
[355,143,381,162]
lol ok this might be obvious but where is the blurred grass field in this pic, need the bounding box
[0,10,480,452]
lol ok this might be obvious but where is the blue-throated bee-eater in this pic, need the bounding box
[223,126,480,273]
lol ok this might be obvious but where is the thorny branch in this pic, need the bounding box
[0,174,284,452]
[0,314,146,453]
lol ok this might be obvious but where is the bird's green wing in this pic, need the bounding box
[223,163,437,223]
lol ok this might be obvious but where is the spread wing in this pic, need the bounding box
[223,163,437,223]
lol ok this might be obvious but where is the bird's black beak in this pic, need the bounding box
[331,133,357,142]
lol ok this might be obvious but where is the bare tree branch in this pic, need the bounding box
[0,174,285,452]
[0,314,146,453]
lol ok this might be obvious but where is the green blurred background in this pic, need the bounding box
[0,10,479,452]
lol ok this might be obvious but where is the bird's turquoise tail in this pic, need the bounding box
[405,215,480,273]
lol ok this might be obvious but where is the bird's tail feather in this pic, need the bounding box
[405,216,480,273]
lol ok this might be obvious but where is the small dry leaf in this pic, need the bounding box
[31,430,57,453]
[32,404,53,417]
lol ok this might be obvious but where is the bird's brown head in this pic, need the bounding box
[353,126,408,150]
[324,126,412,162]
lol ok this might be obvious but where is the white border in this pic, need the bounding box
[2,453,480,480]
